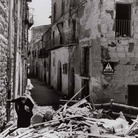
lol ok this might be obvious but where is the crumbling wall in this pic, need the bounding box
[70,0,138,104]
[77,0,102,103]
[101,0,138,104]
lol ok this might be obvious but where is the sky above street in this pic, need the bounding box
[29,0,51,26]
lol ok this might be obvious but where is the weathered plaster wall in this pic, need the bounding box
[72,0,138,103]
[101,0,138,104]
[51,47,69,94]
[77,0,102,103]
[50,0,138,104]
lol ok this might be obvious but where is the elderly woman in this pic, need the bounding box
[8,96,34,128]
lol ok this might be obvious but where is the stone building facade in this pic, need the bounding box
[0,0,33,128]
[42,0,138,106]
[28,25,50,79]
[29,0,138,107]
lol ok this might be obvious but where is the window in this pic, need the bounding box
[53,57,55,66]
[115,4,131,37]
[72,19,77,42]
[82,47,89,76]
[61,0,65,15]
[63,63,68,74]
[53,31,55,45]
[53,3,56,23]
[44,61,46,68]
[57,22,64,44]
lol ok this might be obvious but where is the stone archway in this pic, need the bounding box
[57,61,62,91]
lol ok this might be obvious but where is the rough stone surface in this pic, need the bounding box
[0,0,31,131]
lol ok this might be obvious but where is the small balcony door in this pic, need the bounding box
[115,4,131,37]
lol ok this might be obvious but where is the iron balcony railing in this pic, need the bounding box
[115,19,131,37]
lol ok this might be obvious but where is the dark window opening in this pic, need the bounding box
[63,63,68,74]
[53,57,55,66]
[81,79,89,101]
[53,31,55,46]
[61,0,65,15]
[57,22,64,44]
[53,3,56,23]
[72,19,77,42]
[115,4,131,37]
[128,85,138,107]
[44,61,46,68]
[82,47,89,76]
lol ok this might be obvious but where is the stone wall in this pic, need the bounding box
[0,0,9,128]
[0,0,31,129]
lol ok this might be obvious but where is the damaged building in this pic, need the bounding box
[30,0,138,106]
[0,0,33,128]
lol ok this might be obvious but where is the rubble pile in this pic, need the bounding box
[1,98,138,138]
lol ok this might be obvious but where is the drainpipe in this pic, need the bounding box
[7,0,13,122]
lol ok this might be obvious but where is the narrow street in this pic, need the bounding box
[30,78,60,108]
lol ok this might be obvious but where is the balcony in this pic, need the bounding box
[115,19,131,37]
[42,32,79,51]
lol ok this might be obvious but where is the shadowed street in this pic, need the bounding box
[30,78,60,107]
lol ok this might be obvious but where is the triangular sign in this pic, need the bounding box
[104,63,114,72]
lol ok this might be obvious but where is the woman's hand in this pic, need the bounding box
[24,105,30,112]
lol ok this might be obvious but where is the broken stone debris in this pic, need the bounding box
[1,99,138,138]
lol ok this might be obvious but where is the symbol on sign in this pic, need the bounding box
[104,63,114,72]
[103,62,114,75]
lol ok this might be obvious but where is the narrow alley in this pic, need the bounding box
[30,78,60,108]
[2,0,138,137]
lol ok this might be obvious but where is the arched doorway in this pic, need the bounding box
[57,61,62,91]
[69,67,75,98]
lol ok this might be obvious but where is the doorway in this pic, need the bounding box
[81,79,89,101]
[69,68,75,98]
[128,85,138,107]
[57,61,62,91]
[36,64,39,78]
